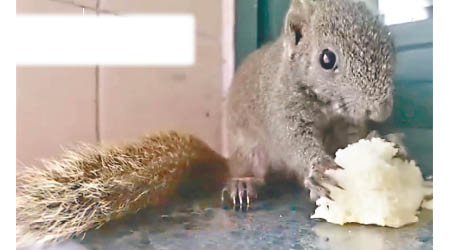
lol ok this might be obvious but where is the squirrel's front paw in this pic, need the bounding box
[222,177,264,207]
[304,157,344,201]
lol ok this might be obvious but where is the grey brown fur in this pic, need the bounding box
[225,0,395,202]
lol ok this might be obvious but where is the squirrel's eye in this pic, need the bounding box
[319,49,337,70]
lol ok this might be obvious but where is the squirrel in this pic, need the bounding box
[16,131,229,247]
[16,0,398,247]
[224,0,395,203]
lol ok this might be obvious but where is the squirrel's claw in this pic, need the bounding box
[305,157,344,201]
[305,176,331,201]
[222,177,263,208]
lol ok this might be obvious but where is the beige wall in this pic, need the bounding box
[16,0,233,168]
[16,67,98,169]
[17,0,98,14]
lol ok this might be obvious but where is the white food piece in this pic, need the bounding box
[311,138,433,228]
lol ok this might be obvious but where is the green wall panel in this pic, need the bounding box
[235,0,258,69]
[235,0,290,68]
[257,0,290,47]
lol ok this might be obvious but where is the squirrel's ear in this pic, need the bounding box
[283,0,316,55]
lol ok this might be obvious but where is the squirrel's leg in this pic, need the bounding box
[223,145,268,207]
[282,123,344,202]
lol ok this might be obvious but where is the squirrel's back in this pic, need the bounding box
[226,40,284,135]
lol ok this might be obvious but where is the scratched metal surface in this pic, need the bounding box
[25,187,433,250]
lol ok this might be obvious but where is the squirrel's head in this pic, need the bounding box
[282,0,394,123]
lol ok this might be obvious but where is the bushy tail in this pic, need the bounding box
[16,131,228,248]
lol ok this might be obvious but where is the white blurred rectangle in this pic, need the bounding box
[379,0,431,25]
[16,15,195,65]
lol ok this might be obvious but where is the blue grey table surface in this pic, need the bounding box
[27,187,433,250]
